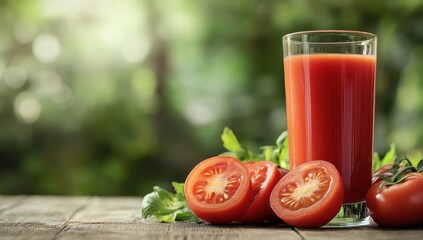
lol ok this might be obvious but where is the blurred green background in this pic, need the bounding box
[1,0,422,196]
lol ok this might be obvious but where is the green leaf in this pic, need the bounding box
[220,127,290,168]
[278,135,290,170]
[276,131,288,147]
[372,143,396,173]
[247,150,261,161]
[141,182,199,223]
[381,143,396,166]
[220,127,261,161]
[172,182,184,195]
[221,127,243,152]
[261,145,276,162]
[372,152,381,173]
[174,211,199,221]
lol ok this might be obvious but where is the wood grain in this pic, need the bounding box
[298,227,423,240]
[0,196,422,240]
[0,195,24,213]
[0,196,89,239]
[168,222,301,240]
[70,196,141,223]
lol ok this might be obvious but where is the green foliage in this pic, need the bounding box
[276,132,290,170]
[373,144,397,173]
[220,127,260,161]
[372,143,423,173]
[141,182,199,222]
[220,127,289,169]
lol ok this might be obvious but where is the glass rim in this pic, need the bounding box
[283,30,377,45]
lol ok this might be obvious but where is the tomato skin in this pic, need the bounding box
[236,161,282,223]
[184,156,252,224]
[279,167,289,177]
[366,172,423,227]
[270,160,344,228]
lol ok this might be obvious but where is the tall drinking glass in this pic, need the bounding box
[283,30,376,227]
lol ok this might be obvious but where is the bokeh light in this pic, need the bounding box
[3,65,28,89]
[39,71,62,94]
[14,92,42,124]
[122,36,151,64]
[33,34,61,63]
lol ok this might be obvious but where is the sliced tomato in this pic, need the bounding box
[184,156,252,224]
[270,160,344,228]
[243,161,255,169]
[236,161,282,223]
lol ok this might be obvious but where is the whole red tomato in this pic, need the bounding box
[366,172,423,227]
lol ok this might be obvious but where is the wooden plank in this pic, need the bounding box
[69,196,142,223]
[2,196,423,240]
[58,221,170,240]
[59,221,301,240]
[56,196,172,239]
[168,222,302,240]
[0,196,89,240]
[56,196,301,240]
[0,222,60,240]
[0,196,89,224]
[296,226,423,240]
[0,195,24,213]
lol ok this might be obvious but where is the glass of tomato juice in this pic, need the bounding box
[282,30,376,227]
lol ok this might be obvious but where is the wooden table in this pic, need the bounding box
[0,196,422,239]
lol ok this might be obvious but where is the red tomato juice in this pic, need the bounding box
[284,54,376,203]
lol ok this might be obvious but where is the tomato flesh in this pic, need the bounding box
[280,168,331,210]
[270,160,344,228]
[366,172,423,227]
[184,156,252,224]
[236,161,282,223]
[193,163,241,204]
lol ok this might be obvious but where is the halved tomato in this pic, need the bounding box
[270,160,344,228]
[184,156,252,224]
[236,161,282,223]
